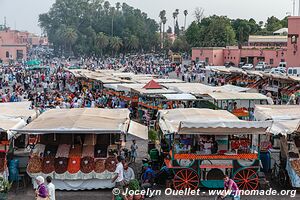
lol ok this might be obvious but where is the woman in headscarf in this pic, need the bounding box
[35,176,49,200]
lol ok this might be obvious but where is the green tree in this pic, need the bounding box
[109,36,123,55]
[39,0,158,56]
[63,27,78,56]
[95,32,109,57]
[265,16,283,33]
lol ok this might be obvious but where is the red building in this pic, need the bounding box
[192,17,300,68]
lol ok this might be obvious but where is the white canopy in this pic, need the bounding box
[267,120,300,136]
[216,85,253,93]
[162,93,197,100]
[254,105,300,121]
[158,108,270,135]
[127,121,148,140]
[15,108,130,134]
[13,108,147,140]
[208,92,269,101]
[0,101,37,120]
[0,116,27,139]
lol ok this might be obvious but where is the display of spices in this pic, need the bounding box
[44,145,58,157]
[27,156,42,173]
[32,144,46,157]
[94,145,107,158]
[42,156,55,174]
[54,157,68,174]
[80,156,95,173]
[94,159,106,173]
[82,145,94,158]
[291,159,300,176]
[0,158,5,172]
[55,144,71,158]
[69,145,82,157]
[105,156,117,172]
[67,156,81,174]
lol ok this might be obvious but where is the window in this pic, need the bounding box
[234,57,236,59]
[205,57,209,63]
[270,59,274,65]
[291,35,297,44]
[196,57,199,62]
[293,69,297,75]
[214,55,216,58]
[16,50,23,59]
[230,57,233,59]
[5,51,9,58]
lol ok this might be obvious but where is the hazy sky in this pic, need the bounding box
[0,0,296,34]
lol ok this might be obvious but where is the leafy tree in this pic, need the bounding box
[39,0,158,56]
[265,16,283,33]
[95,32,109,57]
[109,36,122,55]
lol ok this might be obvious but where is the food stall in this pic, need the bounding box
[207,92,273,119]
[0,102,38,178]
[254,105,300,188]
[13,108,147,190]
[158,108,270,189]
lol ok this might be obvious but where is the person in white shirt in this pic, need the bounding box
[123,163,135,184]
[111,156,125,200]
[46,176,55,200]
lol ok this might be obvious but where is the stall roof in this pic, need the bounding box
[162,93,197,100]
[268,120,300,136]
[15,108,131,134]
[0,101,37,120]
[216,85,252,93]
[158,108,270,135]
[254,105,300,121]
[163,83,216,95]
[132,88,178,95]
[0,116,27,140]
[208,92,269,101]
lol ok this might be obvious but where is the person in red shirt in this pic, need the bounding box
[220,175,240,200]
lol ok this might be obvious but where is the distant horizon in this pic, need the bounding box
[0,0,297,34]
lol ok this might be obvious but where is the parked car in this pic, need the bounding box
[241,63,254,70]
[269,67,286,75]
[238,62,245,67]
[224,61,235,68]
[278,62,287,68]
[287,67,300,76]
[255,62,270,71]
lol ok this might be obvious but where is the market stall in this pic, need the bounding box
[207,92,273,119]
[13,108,147,190]
[254,105,300,188]
[158,108,270,189]
[0,101,37,180]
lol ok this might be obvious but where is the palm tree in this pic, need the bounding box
[63,27,78,56]
[184,10,188,30]
[110,7,116,36]
[175,9,179,21]
[159,10,166,49]
[95,32,109,57]
[103,1,110,14]
[173,12,177,34]
[162,17,167,49]
[116,2,121,11]
[125,35,139,51]
[109,36,122,55]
